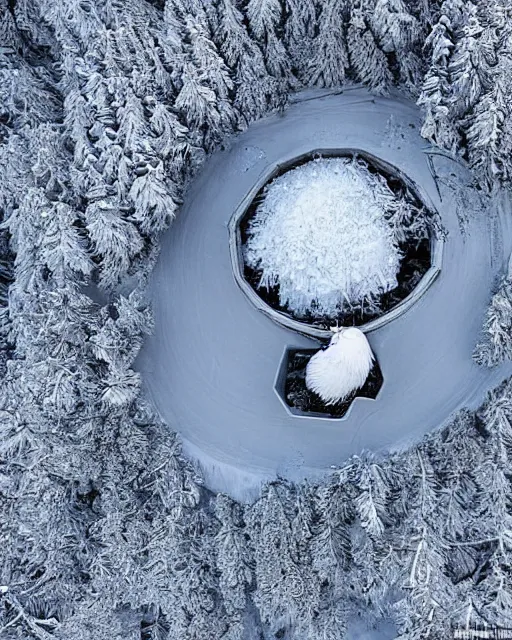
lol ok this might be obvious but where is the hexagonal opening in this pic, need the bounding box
[229,149,443,339]
[274,346,384,420]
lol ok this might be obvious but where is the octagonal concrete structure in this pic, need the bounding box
[228,148,444,340]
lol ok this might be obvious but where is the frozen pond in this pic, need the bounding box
[137,87,512,501]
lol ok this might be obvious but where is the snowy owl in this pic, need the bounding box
[305,327,374,405]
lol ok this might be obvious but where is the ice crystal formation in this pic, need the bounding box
[244,158,402,317]
[305,327,375,404]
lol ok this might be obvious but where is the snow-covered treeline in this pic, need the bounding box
[2,0,512,638]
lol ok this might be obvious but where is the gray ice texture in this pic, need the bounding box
[136,87,512,502]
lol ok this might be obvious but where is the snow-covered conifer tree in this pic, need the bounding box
[347,1,394,93]
[85,201,146,290]
[214,0,282,125]
[446,4,495,118]
[146,97,192,179]
[247,483,320,638]
[352,455,391,538]
[418,411,486,631]
[185,11,236,139]
[304,0,350,87]
[341,453,405,612]
[187,12,232,100]
[214,495,253,638]
[162,0,189,82]
[247,0,294,90]
[417,5,459,152]
[464,8,512,187]
[163,2,236,149]
[0,4,61,130]
[474,274,512,367]
[371,0,423,93]
[468,385,512,626]
[465,87,506,188]
[283,0,317,81]
[386,447,458,638]
[0,131,25,374]
[175,63,223,143]
[290,485,315,556]
[310,478,353,582]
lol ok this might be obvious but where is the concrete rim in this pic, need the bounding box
[228,147,444,340]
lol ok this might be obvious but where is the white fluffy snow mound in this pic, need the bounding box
[305,327,374,405]
[244,157,402,318]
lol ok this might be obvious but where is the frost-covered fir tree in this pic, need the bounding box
[304,0,350,87]
[369,0,424,95]
[300,480,353,638]
[185,10,236,143]
[283,0,317,81]
[164,2,236,149]
[465,9,512,187]
[347,0,394,93]
[246,483,321,639]
[309,476,353,585]
[474,272,512,367]
[417,4,459,152]
[0,2,61,130]
[175,63,223,142]
[447,5,495,118]
[214,495,254,638]
[371,444,457,639]
[469,384,512,627]
[214,0,283,125]
[244,158,403,319]
[247,0,294,91]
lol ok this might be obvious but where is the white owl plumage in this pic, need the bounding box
[305,327,374,405]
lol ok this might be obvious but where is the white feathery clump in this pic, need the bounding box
[305,327,374,405]
[244,157,402,318]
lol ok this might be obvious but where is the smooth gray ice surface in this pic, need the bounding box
[136,87,512,501]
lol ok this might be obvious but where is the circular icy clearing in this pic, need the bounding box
[138,89,512,500]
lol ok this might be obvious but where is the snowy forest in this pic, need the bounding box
[3,0,512,638]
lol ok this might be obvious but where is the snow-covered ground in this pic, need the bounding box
[244,157,401,317]
[136,87,512,502]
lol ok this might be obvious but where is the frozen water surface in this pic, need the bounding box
[137,87,512,501]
